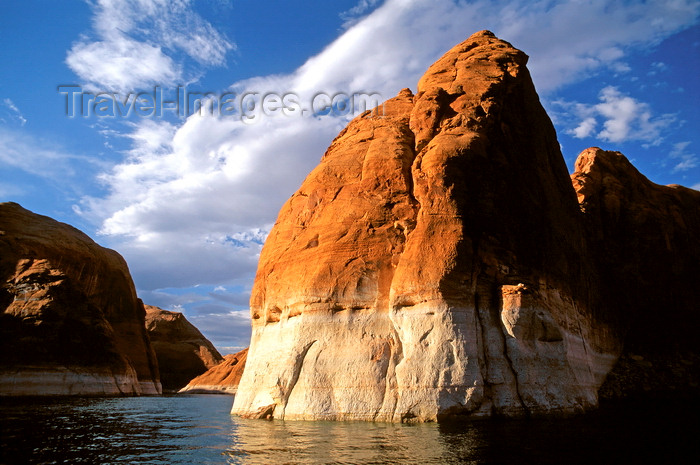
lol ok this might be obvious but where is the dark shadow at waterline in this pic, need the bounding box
[1,395,699,464]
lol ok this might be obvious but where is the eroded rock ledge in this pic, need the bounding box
[179,348,248,395]
[232,31,625,421]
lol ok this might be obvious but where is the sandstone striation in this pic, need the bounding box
[231,31,621,421]
[0,202,161,396]
[179,348,248,394]
[145,305,223,391]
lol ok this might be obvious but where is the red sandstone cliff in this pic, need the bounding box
[144,305,223,391]
[232,31,619,421]
[0,202,161,396]
[179,348,248,394]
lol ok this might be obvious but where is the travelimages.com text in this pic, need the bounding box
[57,85,385,122]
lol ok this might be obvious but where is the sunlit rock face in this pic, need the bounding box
[179,348,248,395]
[0,202,161,396]
[144,305,223,392]
[232,31,622,421]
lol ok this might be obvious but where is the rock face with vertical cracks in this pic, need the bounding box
[232,31,621,421]
[0,202,161,396]
[145,305,223,392]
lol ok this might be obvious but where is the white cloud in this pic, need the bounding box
[2,98,27,126]
[692,183,700,191]
[595,86,675,144]
[189,310,252,353]
[67,37,180,91]
[558,86,676,145]
[648,61,669,76]
[674,159,699,172]
[341,0,382,27]
[76,0,700,336]
[66,0,233,91]
[669,141,698,172]
[572,117,598,139]
[0,127,101,181]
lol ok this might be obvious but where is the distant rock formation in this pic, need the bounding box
[0,202,161,396]
[571,148,700,399]
[144,305,223,391]
[179,348,248,394]
[232,31,622,421]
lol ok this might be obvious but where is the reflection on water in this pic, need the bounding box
[1,394,698,464]
[226,418,484,464]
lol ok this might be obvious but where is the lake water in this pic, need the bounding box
[1,394,698,464]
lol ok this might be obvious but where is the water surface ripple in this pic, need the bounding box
[1,395,697,464]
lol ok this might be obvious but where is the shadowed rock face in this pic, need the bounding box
[572,148,700,398]
[572,148,700,351]
[232,31,620,422]
[179,348,248,395]
[145,305,223,391]
[0,202,161,396]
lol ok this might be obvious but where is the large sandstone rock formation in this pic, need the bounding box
[231,31,621,421]
[0,202,161,396]
[145,305,223,391]
[179,348,248,394]
[571,148,700,398]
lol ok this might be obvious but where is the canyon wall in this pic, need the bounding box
[232,31,622,421]
[145,305,223,391]
[572,148,700,398]
[0,202,161,396]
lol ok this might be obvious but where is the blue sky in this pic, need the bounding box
[1,0,698,353]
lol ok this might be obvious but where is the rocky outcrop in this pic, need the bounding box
[231,31,620,422]
[572,148,700,398]
[179,348,248,394]
[0,202,161,396]
[144,305,223,391]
